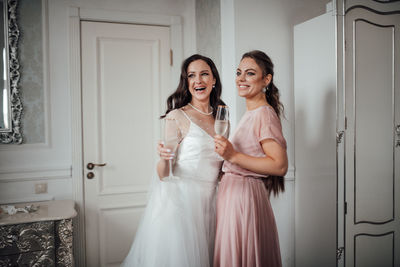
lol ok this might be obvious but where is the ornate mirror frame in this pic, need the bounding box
[0,0,22,144]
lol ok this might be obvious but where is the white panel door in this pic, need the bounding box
[344,3,400,266]
[81,21,170,267]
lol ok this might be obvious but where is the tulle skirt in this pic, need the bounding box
[121,177,217,267]
[214,173,282,267]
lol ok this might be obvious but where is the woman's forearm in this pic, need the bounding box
[157,159,170,179]
[229,152,288,177]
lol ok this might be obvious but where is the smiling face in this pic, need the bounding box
[236,57,271,99]
[187,59,216,104]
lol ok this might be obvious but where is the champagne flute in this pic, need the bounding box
[214,105,229,137]
[163,117,180,180]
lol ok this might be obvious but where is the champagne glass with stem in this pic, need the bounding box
[214,105,229,137]
[163,117,181,180]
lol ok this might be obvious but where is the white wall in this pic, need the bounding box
[0,0,196,203]
[0,0,72,204]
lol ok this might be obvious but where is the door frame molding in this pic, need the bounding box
[336,0,346,266]
[68,7,183,266]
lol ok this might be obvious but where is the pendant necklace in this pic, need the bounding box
[188,103,213,115]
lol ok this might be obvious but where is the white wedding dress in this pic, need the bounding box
[121,109,222,267]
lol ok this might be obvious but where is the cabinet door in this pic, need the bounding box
[0,250,55,267]
[294,10,337,267]
[0,221,54,256]
[344,1,400,266]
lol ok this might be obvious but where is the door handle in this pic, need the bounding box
[336,131,344,144]
[87,162,107,170]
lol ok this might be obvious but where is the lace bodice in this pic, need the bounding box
[165,106,216,140]
[168,109,222,183]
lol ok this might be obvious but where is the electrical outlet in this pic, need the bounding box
[35,183,48,194]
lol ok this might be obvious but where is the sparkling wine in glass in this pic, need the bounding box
[215,105,229,137]
[163,117,180,180]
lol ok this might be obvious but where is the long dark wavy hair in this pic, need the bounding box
[241,50,285,196]
[161,54,225,118]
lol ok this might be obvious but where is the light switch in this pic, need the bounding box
[35,183,48,194]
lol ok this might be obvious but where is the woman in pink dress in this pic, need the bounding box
[213,50,288,267]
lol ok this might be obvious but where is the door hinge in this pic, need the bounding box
[344,202,347,215]
[336,131,344,144]
[345,117,347,130]
[337,246,345,260]
[170,49,173,66]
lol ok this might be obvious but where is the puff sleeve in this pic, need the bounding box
[253,107,287,149]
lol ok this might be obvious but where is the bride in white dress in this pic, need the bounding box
[121,54,226,267]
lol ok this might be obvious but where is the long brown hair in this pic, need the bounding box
[161,54,225,118]
[241,50,285,196]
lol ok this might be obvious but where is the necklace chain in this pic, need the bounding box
[188,103,213,115]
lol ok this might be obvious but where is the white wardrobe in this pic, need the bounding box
[294,1,400,266]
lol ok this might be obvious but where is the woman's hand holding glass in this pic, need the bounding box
[160,117,181,180]
[157,141,175,161]
[214,135,236,161]
[214,105,231,160]
[214,105,229,137]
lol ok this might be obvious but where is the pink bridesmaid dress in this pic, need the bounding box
[214,105,286,267]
